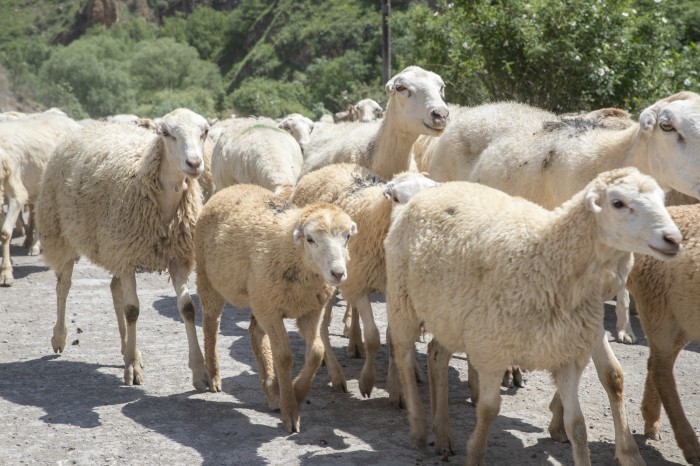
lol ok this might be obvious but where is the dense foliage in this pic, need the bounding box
[0,0,697,119]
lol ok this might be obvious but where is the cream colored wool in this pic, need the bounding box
[385,168,680,466]
[626,204,700,464]
[38,124,201,276]
[292,163,437,396]
[194,183,356,433]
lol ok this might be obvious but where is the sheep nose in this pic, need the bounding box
[431,107,449,121]
[330,269,346,282]
[186,158,202,169]
[663,231,682,250]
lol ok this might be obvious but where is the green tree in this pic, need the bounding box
[228,77,309,118]
[39,35,136,117]
[398,0,700,113]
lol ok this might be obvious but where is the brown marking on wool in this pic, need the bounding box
[125,304,139,323]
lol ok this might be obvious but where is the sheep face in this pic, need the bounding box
[585,168,681,261]
[355,99,384,123]
[293,204,357,286]
[278,113,314,147]
[385,66,449,136]
[383,171,439,204]
[156,108,210,178]
[639,92,700,200]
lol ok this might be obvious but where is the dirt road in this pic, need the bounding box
[1,235,698,465]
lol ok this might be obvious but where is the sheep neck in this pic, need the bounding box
[540,195,628,308]
[590,124,652,177]
[365,108,417,179]
[157,145,188,226]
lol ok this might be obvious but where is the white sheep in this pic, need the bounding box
[277,113,315,148]
[427,93,700,344]
[193,183,357,433]
[625,204,700,465]
[301,66,449,179]
[37,108,209,387]
[211,123,303,198]
[385,167,680,465]
[291,163,438,395]
[0,112,82,286]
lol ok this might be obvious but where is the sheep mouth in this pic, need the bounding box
[648,244,679,259]
[423,122,445,134]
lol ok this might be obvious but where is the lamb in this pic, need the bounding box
[36,108,209,387]
[427,93,700,344]
[0,112,82,286]
[291,163,438,394]
[625,204,700,465]
[301,66,449,179]
[193,183,357,433]
[385,167,680,465]
[333,103,358,123]
[211,123,303,197]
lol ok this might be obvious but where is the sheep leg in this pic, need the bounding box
[427,339,455,457]
[293,307,325,406]
[614,288,637,344]
[24,204,40,256]
[109,277,128,356]
[554,360,591,466]
[645,338,700,463]
[357,294,380,397]
[248,315,279,410]
[386,325,424,409]
[118,271,143,385]
[549,325,643,465]
[256,313,299,433]
[346,304,364,358]
[467,358,480,406]
[169,259,207,391]
[13,213,25,238]
[466,369,502,466]
[198,274,225,393]
[320,291,347,392]
[51,259,74,353]
[342,304,352,338]
[0,196,24,286]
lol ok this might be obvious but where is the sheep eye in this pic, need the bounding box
[306,236,315,245]
[659,121,674,132]
[202,129,209,139]
[395,85,406,92]
[611,199,625,209]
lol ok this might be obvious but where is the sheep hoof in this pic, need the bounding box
[51,336,66,353]
[346,343,364,359]
[0,271,14,287]
[686,455,700,466]
[645,429,661,441]
[330,378,347,393]
[282,412,301,433]
[359,383,373,399]
[389,393,404,410]
[616,329,637,345]
[548,426,569,443]
[28,244,41,256]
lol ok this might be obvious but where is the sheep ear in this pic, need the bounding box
[639,106,658,132]
[585,190,603,213]
[293,224,304,246]
[385,79,396,95]
[278,120,290,130]
[350,221,358,236]
[383,183,395,200]
[155,121,167,136]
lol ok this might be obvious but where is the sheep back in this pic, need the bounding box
[212,124,303,192]
[38,124,201,276]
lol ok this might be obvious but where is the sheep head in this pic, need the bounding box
[156,108,210,178]
[385,66,450,136]
[278,113,314,147]
[638,92,700,201]
[383,171,439,204]
[293,203,357,286]
[354,98,384,123]
[584,167,681,261]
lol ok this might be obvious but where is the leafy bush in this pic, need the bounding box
[228,77,309,118]
[398,0,700,113]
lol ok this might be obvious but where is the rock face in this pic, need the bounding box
[55,0,119,45]
[0,66,41,113]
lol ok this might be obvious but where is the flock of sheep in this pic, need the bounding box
[1,64,700,465]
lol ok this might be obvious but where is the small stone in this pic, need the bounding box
[71,339,79,346]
